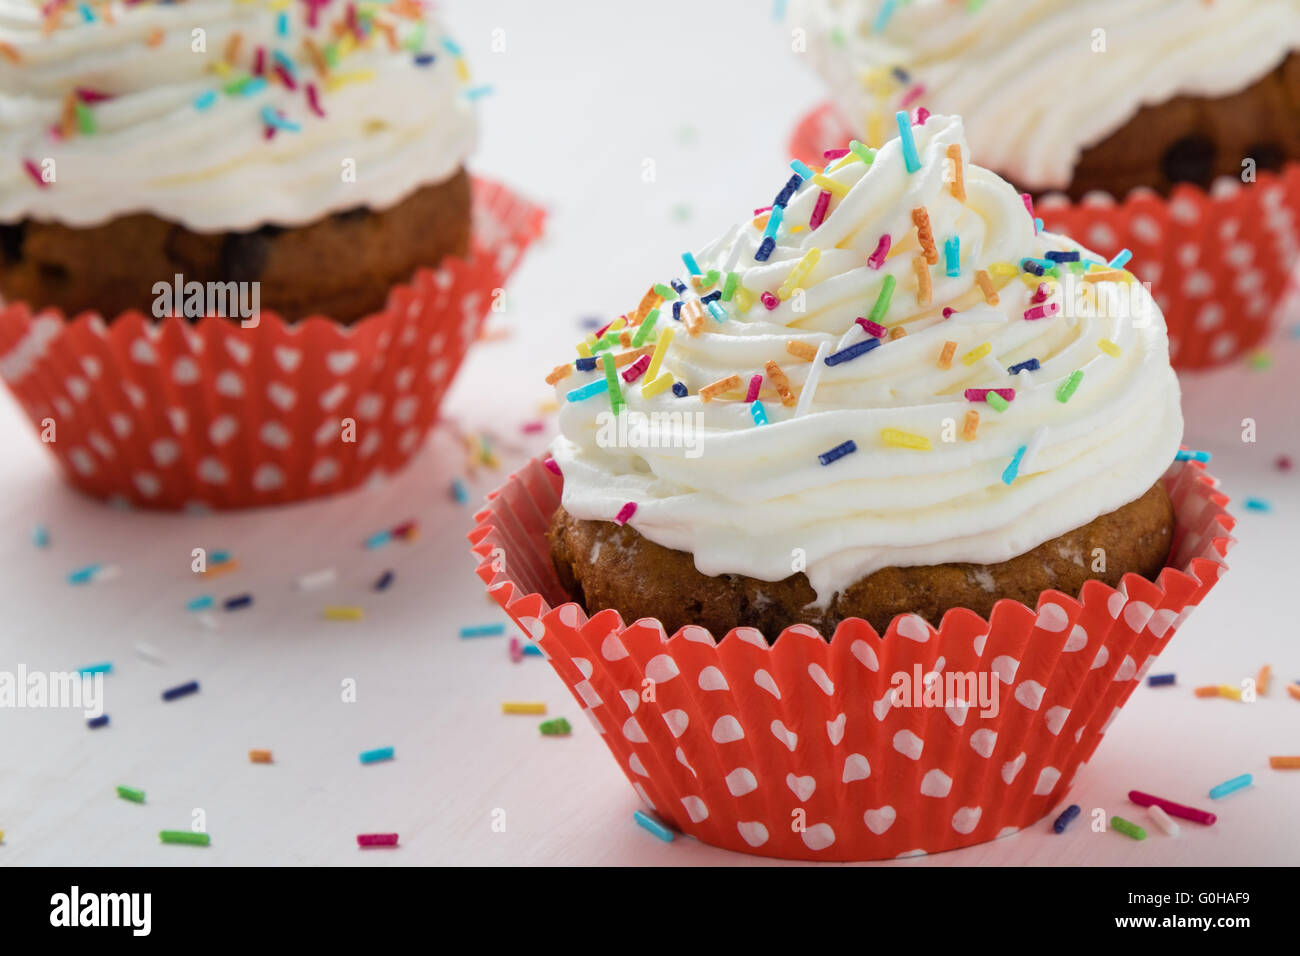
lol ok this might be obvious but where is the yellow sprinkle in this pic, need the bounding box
[867,111,884,148]
[502,701,547,715]
[734,286,754,311]
[778,247,821,301]
[641,373,674,399]
[828,154,856,173]
[789,225,805,234]
[811,174,848,198]
[325,69,374,92]
[882,428,932,451]
[537,399,560,414]
[210,60,231,77]
[644,326,674,384]
[323,606,364,621]
[455,58,470,82]
[1218,685,1243,701]
[962,342,992,366]
[1019,273,1041,287]
[337,34,357,58]
[576,341,592,359]
[1097,338,1122,358]
[988,262,1019,278]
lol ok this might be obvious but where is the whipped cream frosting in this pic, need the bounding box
[797,0,1300,191]
[0,0,477,230]
[550,113,1182,607]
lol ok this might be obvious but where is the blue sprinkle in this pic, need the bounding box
[1208,774,1252,800]
[521,644,543,657]
[944,236,960,277]
[364,530,392,549]
[575,356,597,372]
[870,0,898,33]
[633,809,675,842]
[68,564,101,585]
[460,623,506,638]
[670,278,688,295]
[1002,445,1027,485]
[87,714,110,729]
[755,237,776,262]
[1021,259,1046,276]
[750,401,768,426]
[566,378,609,402]
[414,52,437,67]
[672,301,683,321]
[261,106,301,133]
[825,337,880,366]
[440,37,463,57]
[892,66,911,83]
[241,77,268,97]
[818,440,857,466]
[1034,217,1044,233]
[78,3,94,22]
[272,51,295,74]
[701,290,722,304]
[1175,449,1211,462]
[682,252,702,276]
[223,594,253,611]
[374,570,395,592]
[360,746,395,765]
[763,205,784,239]
[78,662,113,676]
[194,90,218,111]
[162,680,199,702]
[774,173,803,208]
[1244,498,1272,512]
[1052,804,1081,834]
[276,10,288,36]
[671,382,688,397]
[1147,673,1176,687]
[209,550,231,565]
[1045,250,1080,263]
[706,301,728,323]
[451,479,469,505]
[464,85,494,101]
[1007,358,1041,375]
[789,159,813,180]
[187,595,214,612]
[1109,248,1133,269]
[896,111,920,173]
[32,524,49,548]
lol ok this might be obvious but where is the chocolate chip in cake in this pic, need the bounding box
[1247,141,1286,172]
[218,225,281,281]
[0,222,25,263]
[333,206,370,223]
[1161,135,1217,188]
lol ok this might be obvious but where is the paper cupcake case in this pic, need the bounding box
[791,101,1300,371]
[469,456,1234,861]
[0,177,544,510]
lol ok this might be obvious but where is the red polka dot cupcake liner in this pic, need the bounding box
[468,456,1234,861]
[791,101,1300,371]
[0,177,544,510]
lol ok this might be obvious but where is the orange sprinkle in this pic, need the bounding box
[147,27,164,47]
[0,41,22,64]
[786,340,818,362]
[545,364,572,386]
[912,207,938,265]
[304,37,330,77]
[975,269,999,305]
[1268,756,1300,769]
[890,326,907,341]
[700,374,741,403]
[378,21,399,52]
[1290,683,1300,701]
[224,32,242,65]
[1084,269,1126,283]
[613,346,654,368]
[946,144,966,202]
[961,409,979,441]
[632,288,663,324]
[681,299,705,337]
[202,559,241,578]
[619,330,632,348]
[1257,664,1271,696]
[60,91,78,139]
[764,360,796,407]
[913,256,932,307]
[42,8,63,34]
[249,749,273,764]
[938,340,957,369]
[753,213,770,231]
[1194,685,1221,698]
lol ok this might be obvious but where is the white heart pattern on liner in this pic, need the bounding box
[786,774,817,802]
[863,806,896,835]
[770,720,798,752]
[826,713,846,745]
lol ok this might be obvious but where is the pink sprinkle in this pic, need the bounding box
[753,205,773,217]
[75,87,113,104]
[867,234,892,269]
[1021,192,1036,231]
[745,374,762,403]
[856,318,888,339]
[622,355,650,383]
[900,84,926,109]
[942,307,956,319]
[594,320,613,339]
[1031,283,1051,303]
[1024,302,1059,321]
[274,64,297,91]
[613,502,637,526]
[1276,454,1292,472]
[263,124,276,141]
[521,421,546,434]
[914,107,930,125]
[809,190,831,230]
[964,388,1016,403]
[508,637,523,663]
[306,83,325,118]
[253,47,265,76]
[543,457,562,476]
[22,159,48,188]
[823,147,850,160]
[357,833,399,848]
[761,291,779,311]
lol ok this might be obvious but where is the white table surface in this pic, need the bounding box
[2,0,1298,867]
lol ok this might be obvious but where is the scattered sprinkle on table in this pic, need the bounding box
[1208,773,1251,799]
[223,594,253,611]
[161,681,199,702]
[633,809,675,842]
[1146,673,1176,687]
[502,701,546,715]
[357,833,399,848]
[323,605,364,621]
[1052,804,1080,833]
[249,750,273,764]
[116,786,145,804]
[86,715,109,729]
[77,662,112,676]
[522,644,543,658]
[374,570,395,591]
[187,595,214,612]
[31,524,49,548]
[460,623,506,638]
[1268,756,1300,769]
[1257,665,1272,695]
[159,831,210,847]
[359,747,395,765]
[1128,790,1216,826]
[1217,684,1244,701]
[1110,816,1146,841]
[1194,685,1220,698]
[539,717,572,736]
[1243,498,1272,512]
[1175,449,1211,462]
[133,642,163,665]
[1147,805,1180,837]
[297,568,337,590]
[452,478,470,504]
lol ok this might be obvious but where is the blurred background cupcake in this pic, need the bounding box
[0,0,543,509]
[790,0,1300,368]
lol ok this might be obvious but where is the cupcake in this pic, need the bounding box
[791,0,1300,368]
[0,0,543,508]
[470,113,1235,860]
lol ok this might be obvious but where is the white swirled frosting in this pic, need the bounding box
[0,0,477,230]
[796,0,1300,191]
[551,113,1182,607]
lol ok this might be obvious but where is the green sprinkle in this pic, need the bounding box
[222,74,251,96]
[1056,369,1084,403]
[406,22,426,52]
[539,717,572,736]
[986,391,1009,413]
[653,283,678,301]
[602,352,624,414]
[74,101,95,135]
[1110,816,1146,841]
[830,25,845,45]
[848,140,876,166]
[721,272,739,302]
[700,269,720,289]
[159,830,210,846]
[866,274,897,325]
[324,43,340,68]
[631,309,660,348]
[591,336,615,353]
[116,786,145,804]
